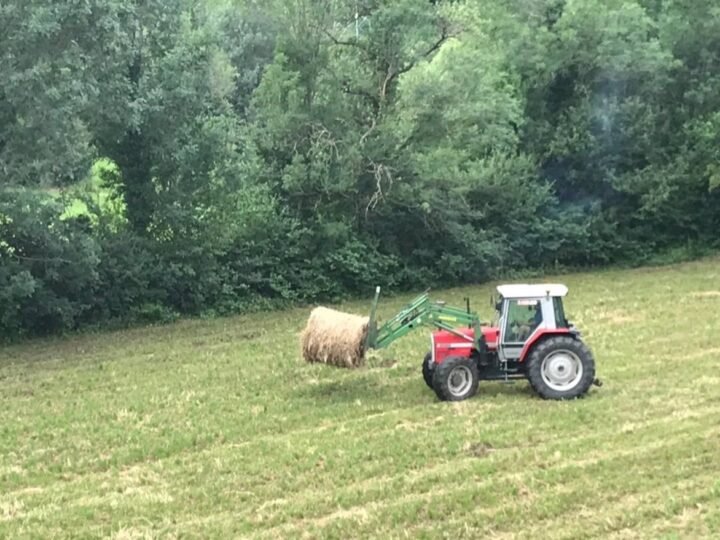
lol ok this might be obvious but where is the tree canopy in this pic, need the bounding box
[1,0,719,338]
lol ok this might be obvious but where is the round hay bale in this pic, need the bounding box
[300,307,369,368]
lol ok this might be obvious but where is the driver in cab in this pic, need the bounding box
[514,302,543,341]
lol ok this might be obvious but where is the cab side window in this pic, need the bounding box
[504,300,543,343]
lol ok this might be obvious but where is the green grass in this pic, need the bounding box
[2,258,720,539]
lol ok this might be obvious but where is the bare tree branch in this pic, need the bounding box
[380,24,453,100]
[311,122,341,160]
[360,118,377,145]
[365,161,394,217]
[321,28,362,48]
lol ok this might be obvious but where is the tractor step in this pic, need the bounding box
[478,372,525,382]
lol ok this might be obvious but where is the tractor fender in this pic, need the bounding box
[518,328,572,362]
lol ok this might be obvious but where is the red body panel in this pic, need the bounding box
[432,328,475,364]
[482,327,499,347]
[431,326,572,364]
[431,327,501,364]
[518,328,571,361]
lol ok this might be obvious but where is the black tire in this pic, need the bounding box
[432,356,479,402]
[422,352,434,389]
[526,336,595,400]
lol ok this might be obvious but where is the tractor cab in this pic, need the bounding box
[493,284,572,362]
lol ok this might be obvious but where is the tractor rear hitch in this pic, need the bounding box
[593,378,603,387]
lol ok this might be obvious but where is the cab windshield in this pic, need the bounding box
[554,297,568,328]
[493,296,504,326]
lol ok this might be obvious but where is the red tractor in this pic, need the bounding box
[365,284,601,401]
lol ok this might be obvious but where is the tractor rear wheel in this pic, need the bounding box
[432,356,479,402]
[422,352,434,389]
[526,336,595,400]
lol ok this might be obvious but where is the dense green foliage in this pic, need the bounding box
[1,0,719,338]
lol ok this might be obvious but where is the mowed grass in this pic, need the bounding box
[2,259,720,539]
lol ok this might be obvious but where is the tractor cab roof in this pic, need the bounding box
[496,284,568,299]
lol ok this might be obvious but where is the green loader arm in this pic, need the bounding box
[365,287,482,352]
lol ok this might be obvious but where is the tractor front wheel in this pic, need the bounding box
[526,336,595,400]
[432,356,479,402]
[422,352,434,389]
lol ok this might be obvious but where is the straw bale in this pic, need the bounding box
[300,307,369,368]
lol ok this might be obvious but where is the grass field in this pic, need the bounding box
[2,258,720,539]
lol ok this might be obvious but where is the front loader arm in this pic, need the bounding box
[365,287,482,351]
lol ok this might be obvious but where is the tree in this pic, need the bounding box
[0,0,133,186]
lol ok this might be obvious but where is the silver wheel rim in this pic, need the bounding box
[448,365,473,396]
[541,350,583,392]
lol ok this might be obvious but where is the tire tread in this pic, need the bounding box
[422,352,434,389]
